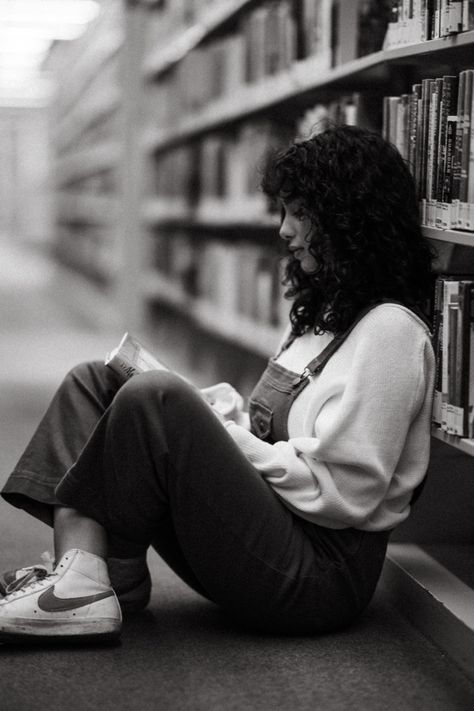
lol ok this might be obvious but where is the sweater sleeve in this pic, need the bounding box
[224,313,432,528]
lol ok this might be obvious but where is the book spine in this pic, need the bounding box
[442,114,458,203]
[420,78,432,200]
[462,0,474,29]
[440,0,449,34]
[432,276,444,425]
[469,76,474,204]
[451,70,466,202]
[460,69,474,203]
[436,76,458,201]
[447,299,460,434]
[468,284,474,438]
[442,280,459,430]
[455,287,466,435]
[414,83,424,198]
[459,281,474,436]
[408,85,421,177]
[433,0,442,36]
[396,94,410,159]
[302,0,319,57]
[421,0,433,39]
[447,0,463,32]
[426,79,440,201]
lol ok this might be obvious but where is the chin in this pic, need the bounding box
[300,258,318,274]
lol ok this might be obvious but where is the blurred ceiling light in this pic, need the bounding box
[0,25,91,42]
[0,1,100,24]
[0,0,101,105]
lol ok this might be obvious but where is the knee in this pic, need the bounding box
[112,371,191,413]
[64,360,104,382]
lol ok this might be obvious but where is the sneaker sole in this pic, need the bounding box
[0,618,121,643]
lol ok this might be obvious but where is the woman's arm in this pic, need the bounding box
[224,312,435,529]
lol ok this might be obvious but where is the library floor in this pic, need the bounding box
[1,238,474,711]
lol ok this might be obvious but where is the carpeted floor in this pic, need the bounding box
[1,240,474,710]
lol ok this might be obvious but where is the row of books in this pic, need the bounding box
[151,119,293,206]
[151,93,378,207]
[297,91,380,138]
[432,275,474,437]
[383,0,474,48]
[150,230,287,328]
[172,1,300,115]
[383,69,474,231]
[149,0,391,120]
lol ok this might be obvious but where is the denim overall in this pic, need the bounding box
[249,301,431,491]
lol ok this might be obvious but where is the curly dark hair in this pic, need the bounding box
[261,125,435,336]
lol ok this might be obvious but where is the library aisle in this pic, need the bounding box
[0,238,473,711]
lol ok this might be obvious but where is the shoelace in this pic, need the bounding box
[4,567,50,596]
[1,551,55,598]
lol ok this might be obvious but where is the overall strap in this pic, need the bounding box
[274,332,296,359]
[300,304,376,380]
[298,300,429,383]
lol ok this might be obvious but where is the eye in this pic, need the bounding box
[294,209,306,222]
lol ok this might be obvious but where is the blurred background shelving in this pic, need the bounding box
[51,0,124,290]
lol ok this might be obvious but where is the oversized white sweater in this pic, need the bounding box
[223,304,435,531]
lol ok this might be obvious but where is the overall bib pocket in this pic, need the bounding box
[249,400,273,441]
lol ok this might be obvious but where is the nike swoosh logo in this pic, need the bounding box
[37,586,114,612]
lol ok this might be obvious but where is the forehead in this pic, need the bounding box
[282,198,303,211]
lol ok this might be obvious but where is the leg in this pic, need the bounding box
[2,361,122,527]
[55,371,388,634]
[1,361,151,611]
[54,507,107,561]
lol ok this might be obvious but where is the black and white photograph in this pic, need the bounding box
[1,1,474,709]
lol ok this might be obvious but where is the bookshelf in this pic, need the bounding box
[431,428,474,456]
[142,29,474,157]
[132,2,474,660]
[52,0,125,288]
[137,0,474,407]
[49,2,474,444]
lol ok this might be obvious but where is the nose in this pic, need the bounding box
[279,214,294,242]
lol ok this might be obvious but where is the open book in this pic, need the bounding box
[105,332,169,381]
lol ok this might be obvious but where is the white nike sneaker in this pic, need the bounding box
[0,549,122,643]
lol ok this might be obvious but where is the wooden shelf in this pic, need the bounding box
[55,142,121,185]
[422,225,474,247]
[57,193,119,226]
[142,197,279,228]
[143,0,253,78]
[142,197,193,224]
[381,543,474,682]
[143,271,282,358]
[144,32,474,153]
[142,202,474,237]
[143,203,474,238]
[431,429,474,457]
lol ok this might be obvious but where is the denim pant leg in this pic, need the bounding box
[55,371,389,634]
[2,361,122,527]
[2,361,210,584]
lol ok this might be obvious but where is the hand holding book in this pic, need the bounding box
[105,333,249,428]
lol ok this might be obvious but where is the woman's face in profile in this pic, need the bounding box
[279,201,318,274]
